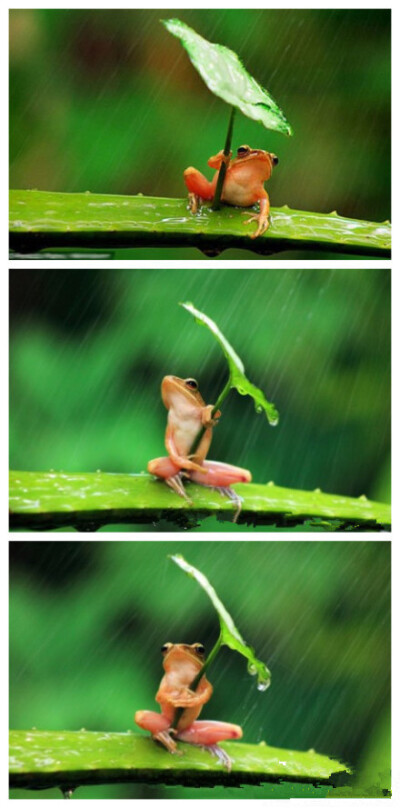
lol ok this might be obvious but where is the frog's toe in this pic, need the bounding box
[205,744,232,771]
[187,191,201,214]
[242,211,269,238]
[251,219,269,239]
[165,474,192,503]
[154,730,182,755]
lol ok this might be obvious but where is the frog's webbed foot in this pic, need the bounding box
[216,486,243,523]
[187,191,201,214]
[165,473,192,504]
[153,729,183,756]
[192,743,232,772]
[242,210,270,239]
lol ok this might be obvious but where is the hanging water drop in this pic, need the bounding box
[257,679,271,692]
[60,787,75,799]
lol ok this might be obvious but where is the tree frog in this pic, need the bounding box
[184,145,279,238]
[147,376,251,516]
[135,642,242,770]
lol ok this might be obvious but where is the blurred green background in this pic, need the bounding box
[9,9,391,260]
[9,541,391,798]
[9,267,390,531]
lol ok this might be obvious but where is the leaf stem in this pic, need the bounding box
[189,376,232,456]
[211,107,236,210]
[171,635,223,731]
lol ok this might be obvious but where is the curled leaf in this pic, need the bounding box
[170,554,271,691]
[180,301,279,425]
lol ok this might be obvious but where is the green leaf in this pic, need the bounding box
[9,191,392,257]
[9,730,350,790]
[163,18,293,135]
[170,554,271,691]
[180,301,279,425]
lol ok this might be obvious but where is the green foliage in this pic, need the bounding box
[9,472,391,531]
[9,190,391,256]
[181,302,278,424]
[163,19,292,135]
[170,555,271,688]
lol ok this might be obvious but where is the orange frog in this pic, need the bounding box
[147,376,251,513]
[135,642,242,770]
[184,145,279,238]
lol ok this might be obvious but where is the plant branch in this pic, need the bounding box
[9,191,391,257]
[9,729,351,791]
[9,471,391,531]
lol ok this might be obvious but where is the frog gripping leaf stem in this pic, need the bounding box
[163,18,291,235]
[135,642,242,770]
[184,145,279,238]
[147,375,251,515]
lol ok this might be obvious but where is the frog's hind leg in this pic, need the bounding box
[217,486,243,524]
[148,456,192,503]
[165,474,192,504]
[184,168,218,213]
[135,710,182,755]
[204,744,233,772]
[189,460,252,521]
[177,720,243,771]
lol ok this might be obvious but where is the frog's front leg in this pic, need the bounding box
[165,424,207,474]
[243,191,270,238]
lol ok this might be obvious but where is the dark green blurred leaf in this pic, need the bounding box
[163,18,293,135]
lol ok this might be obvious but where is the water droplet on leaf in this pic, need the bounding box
[257,680,271,692]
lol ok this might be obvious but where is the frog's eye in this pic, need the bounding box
[185,378,198,391]
[237,145,250,157]
[193,643,205,655]
[271,154,279,166]
[161,643,173,654]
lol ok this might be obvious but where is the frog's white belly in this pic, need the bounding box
[168,410,202,455]
[222,176,259,208]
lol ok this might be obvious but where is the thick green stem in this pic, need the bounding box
[171,635,223,731]
[211,107,236,210]
[9,471,391,530]
[9,729,351,789]
[189,377,232,457]
[9,191,391,257]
